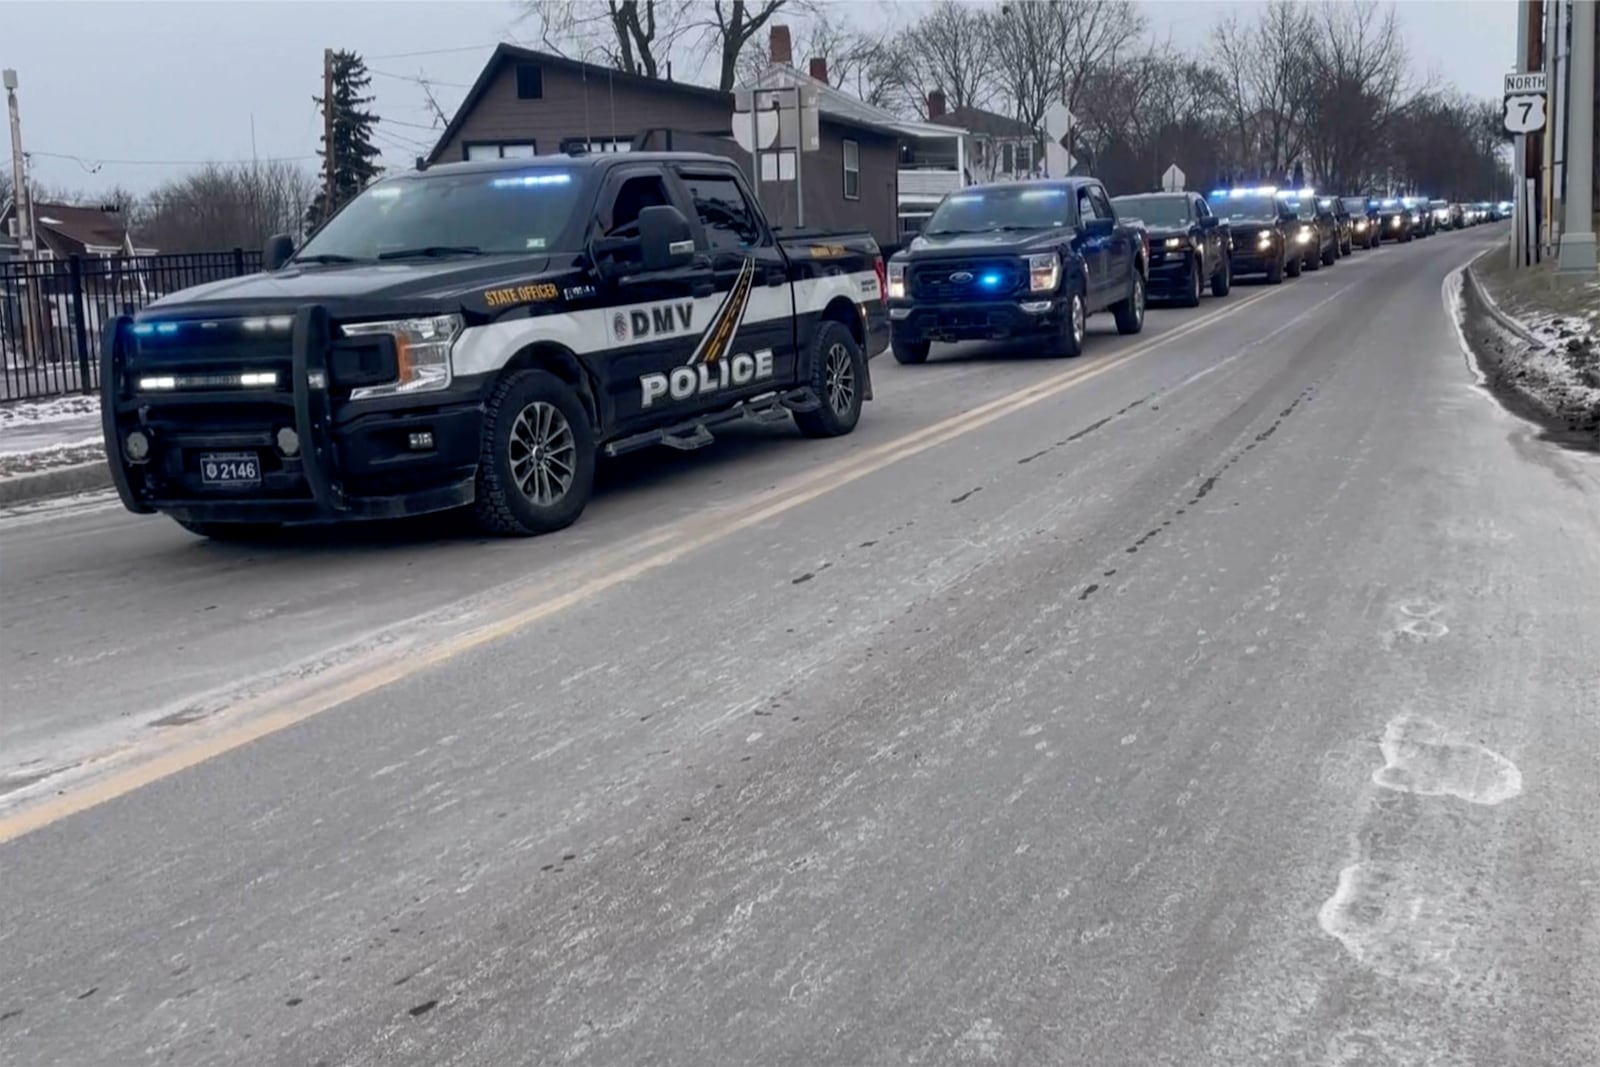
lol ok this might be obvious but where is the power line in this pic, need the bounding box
[367,43,500,61]
[369,68,472,89]
[381,116,445,132]
[29,149,317,168]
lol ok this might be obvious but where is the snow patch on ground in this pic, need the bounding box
[0,394,101,425]
[0,440,104,476]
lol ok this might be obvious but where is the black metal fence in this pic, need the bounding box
[0,249,263,402]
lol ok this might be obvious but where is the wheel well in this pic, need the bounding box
[498,344,599,427]
[819,296,865,348]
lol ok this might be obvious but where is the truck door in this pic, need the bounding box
[1074,186,1110,306]
[670,163,796,406]
[591,165,719,429]
[1090,184,1131,294]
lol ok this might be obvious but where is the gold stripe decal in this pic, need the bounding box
[688,257,755,365]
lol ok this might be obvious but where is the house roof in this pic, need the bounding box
[929,106,1037,140]
[751,65,965,141]
[0,200,133,250]
[427,44,922,164]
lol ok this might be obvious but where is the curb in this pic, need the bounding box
[1463,253,1550,350]
[0,460,113,507]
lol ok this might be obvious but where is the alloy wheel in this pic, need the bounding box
[825,341,857,417]
[509,400,577,506]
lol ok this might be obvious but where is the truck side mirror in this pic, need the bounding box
[1083,217,1115,238]
[636,205,695,272]
[263,234,296,271]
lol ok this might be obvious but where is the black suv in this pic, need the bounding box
[1376,198,1413,242]
[1319,197,1354,257]
[1286,194,1338,270]
[888,178,1147,362]
[1110,192,1232,307]
[1342,197,1380,249]
[1207,188,1299,284]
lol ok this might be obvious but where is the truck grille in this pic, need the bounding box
[911,259,1025,301]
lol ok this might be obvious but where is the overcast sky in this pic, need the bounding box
[4,0,1518,196]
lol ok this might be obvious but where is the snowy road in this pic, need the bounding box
[2,227,1598,1065]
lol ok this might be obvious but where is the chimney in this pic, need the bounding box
[928,89,947,118]
[770,24,793,66]
[809,57,828,83]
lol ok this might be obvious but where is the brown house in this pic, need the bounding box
[0,199,156,259]
[425,40,902,248]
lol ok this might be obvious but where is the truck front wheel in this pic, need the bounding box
[891,338,930,365]
[1113,272,1146,335]
[1046,288,1086,357]
[795,320,866,438]
[473,369,595,536]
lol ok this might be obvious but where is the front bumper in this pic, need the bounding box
[889,296,1065,344]
[1229,241,1280,275]
[101,307,483,525]
[1146,253,1197,297]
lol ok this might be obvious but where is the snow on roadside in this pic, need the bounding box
[0,440,104,477]
[0,394,101,425]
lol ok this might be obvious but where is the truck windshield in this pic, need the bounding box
[1111,197,1188,227]
[294,169,584,262]
[925,187,1070,234]
[1215,195,1277,220]
[1342,198,1368,214]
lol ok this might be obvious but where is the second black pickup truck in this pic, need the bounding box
[1111,191,1232,307]
[101,151,888,538]
[887,178,1147,363]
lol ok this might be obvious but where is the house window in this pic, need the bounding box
[464,141,537,161]
[842,139,860,200]
[516,64,543,100]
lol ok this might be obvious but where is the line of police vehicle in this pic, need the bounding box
[100,147,1506,540]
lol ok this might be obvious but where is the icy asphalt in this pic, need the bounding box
[1,226,1598,1066]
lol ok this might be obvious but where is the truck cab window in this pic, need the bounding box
[1088,187,1115,221]
[1078,190,1099,221]
[680,173,764,251]
[604,175,672,239]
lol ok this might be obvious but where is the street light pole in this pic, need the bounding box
[4,69,34,259]
[1556,0,1596,272]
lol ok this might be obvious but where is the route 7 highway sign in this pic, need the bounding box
[1502,71,1547,134]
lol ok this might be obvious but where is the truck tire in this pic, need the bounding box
[473,369,595,536]
[174,519,281,542]
[794,320,866,438]
[1266,252,1284,285]
[1286,254,1302,278]
[1211,254,1231,297]
[1179,256,1202,307]
[1305,250,1321,272]
[1322,242,1337,266]
[1112,272,1146,335]
[1046,288,1087,358]
[891,338,930,365]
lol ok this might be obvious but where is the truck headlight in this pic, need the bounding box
[1355,220,1368,231]
[1296,227,1313,244]
[1257,232,1273,248]
[1164,237,1184,250]
[887,262,907,301]
[342,314,462,400]
[1028,252,1060,293]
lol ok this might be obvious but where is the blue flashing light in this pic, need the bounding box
[156,322,179,335]
[490,172,573,189]
[1019,188,1067,200]
[980,272,1003,288]
[131,323,155,336]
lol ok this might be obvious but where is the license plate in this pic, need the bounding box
[199,451,261,488]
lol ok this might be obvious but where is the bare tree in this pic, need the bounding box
[877,0,997,119]
[1211,1,1317,183]
[1301,0,1409,192]
[694,0,793,91]
[989,0,1063,135]
[140,161,318,252]
[1054,0,1145,118]
[520,0,693,78]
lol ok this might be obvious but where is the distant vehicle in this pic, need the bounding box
[1208,187,1299,284]
[1319,196,1355,256]
[1282,190,1338,270]
[102,151,888,538]
[1376,198,1414,242]
[1495,200,1514,220]
[1343,197,1381,249]
[1110,192,1232,307]
[1429,199,1452,232]
[1403,197,1434,237]
[887,178,1147,362]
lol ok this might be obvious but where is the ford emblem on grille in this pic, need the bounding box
[949,271,974,284]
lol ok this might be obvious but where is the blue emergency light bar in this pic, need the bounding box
[1208,185,1280,199]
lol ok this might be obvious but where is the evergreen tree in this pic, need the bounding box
[306,50,382,231]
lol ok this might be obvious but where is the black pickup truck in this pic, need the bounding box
[886,177,1146,362]
[1207,188,1300,283]
[1110,191,1232,307]
[101,151,888,538]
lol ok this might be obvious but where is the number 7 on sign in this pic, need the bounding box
[1503,93,1546,134]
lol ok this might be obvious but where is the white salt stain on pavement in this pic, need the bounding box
[1372,716,1522,805]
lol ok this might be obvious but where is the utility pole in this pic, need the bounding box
[1556,0,1596,271]
[4,68,42,368]
[322,48,336,213]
